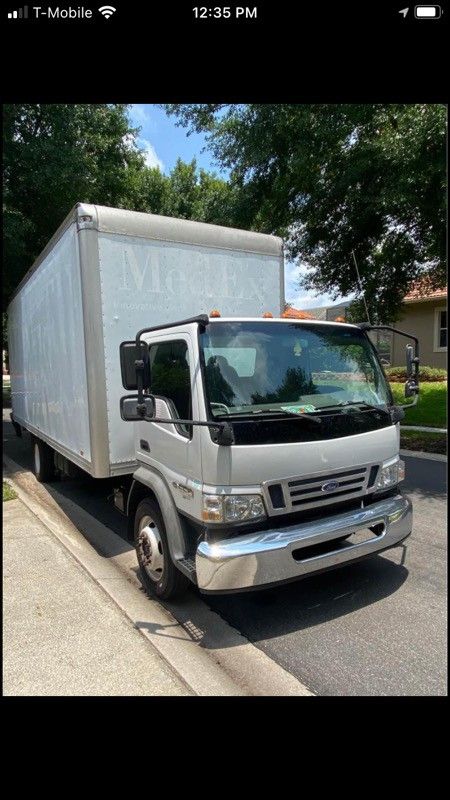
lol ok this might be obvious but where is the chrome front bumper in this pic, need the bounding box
[196,493,412,593]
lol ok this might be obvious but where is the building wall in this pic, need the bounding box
[307,302,350,321]
[325,302,350,321]
[391,299,447,369]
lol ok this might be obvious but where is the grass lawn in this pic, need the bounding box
[400,430,447,455]
[3,481,17,502]
[390,382,447,428]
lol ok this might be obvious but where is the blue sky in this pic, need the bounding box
[128,104,353,311]
[128,104,221,176]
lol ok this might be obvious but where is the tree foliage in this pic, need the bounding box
[165,104,447,321]
[3,104,235,312]
[134,158,239,226]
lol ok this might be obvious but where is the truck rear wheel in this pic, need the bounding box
[33,438,55,483]
[134,498,189,600]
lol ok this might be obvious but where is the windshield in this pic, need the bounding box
[200,321,391,418]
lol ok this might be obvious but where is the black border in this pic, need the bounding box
[1,1,449,101]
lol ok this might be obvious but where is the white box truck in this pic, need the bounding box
[8,203,419,599]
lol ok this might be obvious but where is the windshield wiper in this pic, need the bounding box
[214,410,322,425]
[319,401,387,414]
[266,409,322,424]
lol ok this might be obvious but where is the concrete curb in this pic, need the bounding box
[400,449,447,462]
[3,469,240,697]
[3,456,313,697]
[401,425,447,434]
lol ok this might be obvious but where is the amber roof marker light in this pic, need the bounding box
[262,312,274,318]
[209,309,221,318]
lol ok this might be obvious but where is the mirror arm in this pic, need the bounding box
[148,417,234,445]
[389,394,419,425]
[358,323,419,360]
[358,322,419,355]
[358,322,420,391]
[407,394,419,408]
[134,358,147,416]
[133,314,209,416]
[389,405,404,423]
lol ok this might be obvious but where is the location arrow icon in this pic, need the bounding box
[399,7,409,16]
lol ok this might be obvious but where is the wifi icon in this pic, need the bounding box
[98,5,116,18]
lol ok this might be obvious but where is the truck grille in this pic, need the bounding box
[264,463,379,516]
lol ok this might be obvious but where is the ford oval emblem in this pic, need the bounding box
[321,480,339,493]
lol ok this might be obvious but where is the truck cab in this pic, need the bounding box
[120,314,415,599]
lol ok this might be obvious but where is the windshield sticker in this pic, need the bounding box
[281,404,317,414]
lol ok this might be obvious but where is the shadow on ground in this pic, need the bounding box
[204,552,409,643]
[0,414,426,647]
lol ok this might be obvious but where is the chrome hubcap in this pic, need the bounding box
[137,515,164,582]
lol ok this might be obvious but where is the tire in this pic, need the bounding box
[134,498,190,600]
[32,437,55,483]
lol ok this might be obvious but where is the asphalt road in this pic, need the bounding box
[3,412,447,696]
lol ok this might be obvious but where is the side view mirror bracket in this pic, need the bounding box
[358,323,420,412]
[120,393,235,445]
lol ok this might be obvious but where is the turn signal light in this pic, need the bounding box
[262,312,273,318]
[210,309,221,318]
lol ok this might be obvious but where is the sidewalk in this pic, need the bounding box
[3,448,311,696]
[3,497,191,696]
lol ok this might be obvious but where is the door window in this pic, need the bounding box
[148,340,192,437]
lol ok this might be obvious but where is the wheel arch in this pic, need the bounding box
[127,467,188,562]
[126,479,156,540]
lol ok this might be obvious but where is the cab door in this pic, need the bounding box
[135,333,202,490]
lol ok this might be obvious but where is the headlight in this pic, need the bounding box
[202,493,266,523]
[376,456,405,491]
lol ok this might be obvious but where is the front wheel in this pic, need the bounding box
[32,437,55,483]
[134,498,189,600]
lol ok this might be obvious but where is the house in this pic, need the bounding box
[307,301,351,322]
[391,281,447,369]
[298,284,447,369]
[281,306,315,320]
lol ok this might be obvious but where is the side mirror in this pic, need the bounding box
[405,344,419,399]
[405,380,419,399]
[406,344,414,379]
[120,394,155,421]
[120,341,151,390]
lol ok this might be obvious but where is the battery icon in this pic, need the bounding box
[414,5,442,17]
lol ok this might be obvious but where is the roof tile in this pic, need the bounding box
[281,307,315,320]
[404,278,447,302]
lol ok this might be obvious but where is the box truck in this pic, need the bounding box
[8,203,419,599]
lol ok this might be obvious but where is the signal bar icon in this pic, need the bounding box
[8,6,29,18]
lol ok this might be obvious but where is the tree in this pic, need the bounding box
[136,158,239,227]
[3,104,145,310]
[165,104,447,321]
[3,105,237,313]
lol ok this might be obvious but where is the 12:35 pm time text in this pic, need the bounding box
[193,7,258,20]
